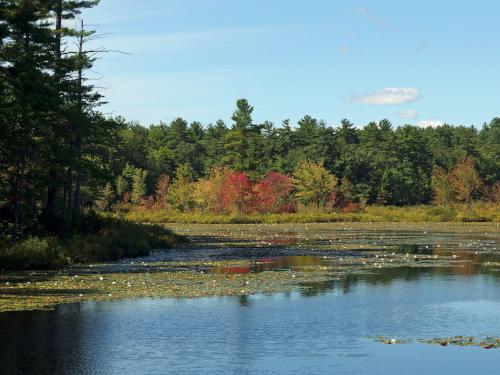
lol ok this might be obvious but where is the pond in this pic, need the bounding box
[1,223,499,374]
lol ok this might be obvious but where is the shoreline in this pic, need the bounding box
[121,204,500,224]
[1,222,498,313]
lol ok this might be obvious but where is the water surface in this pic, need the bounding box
[1,223,499,374]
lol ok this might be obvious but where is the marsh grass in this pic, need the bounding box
[120,203,500,224]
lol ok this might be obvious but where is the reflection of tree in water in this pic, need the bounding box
[0,304,87,375]
[238,294,250,306]
[395,244,434,255]
[297,264,500,298]
[297,267,431,297]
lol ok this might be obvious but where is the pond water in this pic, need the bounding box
[1,223,500,374]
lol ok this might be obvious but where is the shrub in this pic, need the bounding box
[0,237,70,270]
[0,214,184,269]
[62,218,183,263]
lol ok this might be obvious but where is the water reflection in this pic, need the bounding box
[212,255,323,274]
[211,246,500,278]
[0,303,89,375]
[2,269,500,374]
[1,224,499,374]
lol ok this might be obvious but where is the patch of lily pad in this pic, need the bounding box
[0,252,479,313]
[373,335,500,349]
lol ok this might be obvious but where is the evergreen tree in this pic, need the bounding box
[131,168,147,204]
[96,182,115,211]
[222,99,254,170]
[115,175,129,200]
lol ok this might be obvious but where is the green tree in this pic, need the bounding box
[377,163,428,206]
[131,168,148,204]
[168,164,194,212]
[96,182,115,211]
[0,0,58,240]
[222,99,254,170]
[115,175,129,199]
[431,167,453,205]
[293,161,337,209]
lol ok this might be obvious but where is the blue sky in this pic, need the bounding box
[82,0,500,128]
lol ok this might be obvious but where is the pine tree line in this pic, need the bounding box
[107,99,499,210]
[0,0,114,241]
[1,2,499,242]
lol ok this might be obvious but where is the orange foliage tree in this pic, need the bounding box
[191,166,232,213]
[448,156,483,203]
[484,182,500,203]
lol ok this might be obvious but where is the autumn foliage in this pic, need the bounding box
[448,157,483,203]
[432,157,483,204]
[220,171,252,213]
[123,162,343,214]
[252,172,294,213]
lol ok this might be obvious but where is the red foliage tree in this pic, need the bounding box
[252,172,295,213]
[221,171,252,213]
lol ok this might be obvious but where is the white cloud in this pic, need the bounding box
[417,119,444,128]
[396,109,418,119]
[350,88,420,105]
[354,7,368,14]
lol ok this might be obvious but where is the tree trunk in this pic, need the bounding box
[46,1,63,231]
[12,183,20,243]
[73,139,82,210]
[65,165,73,212]
[12,145,28,242]
[73,26,84,211]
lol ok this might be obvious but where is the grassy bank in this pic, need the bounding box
[121,203,500,224]
[0,216,184,270]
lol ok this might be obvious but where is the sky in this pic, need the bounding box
[82,0,500,128]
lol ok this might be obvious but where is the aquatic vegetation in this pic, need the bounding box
[0,222,498,313]
[372,336,412,345]
[373,336,500,349]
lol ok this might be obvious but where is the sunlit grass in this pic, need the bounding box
[120,203,500,224]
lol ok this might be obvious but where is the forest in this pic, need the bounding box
[100,101,499,216]
[0,1,499,266]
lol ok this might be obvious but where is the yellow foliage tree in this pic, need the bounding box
[293,161,337,209]
[431,167,453,205]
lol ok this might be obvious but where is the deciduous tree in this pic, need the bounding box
[431,167,453,205]
[448,156,483,203]
[293,161,337,209]
[168,164,194,212]
[221,171,252,214]
[253,172,294,213]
